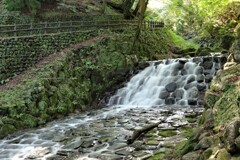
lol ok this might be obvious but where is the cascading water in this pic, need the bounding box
[109,56,226,106]
[0,55,226,160]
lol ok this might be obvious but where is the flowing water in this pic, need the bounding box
[0,56,226,160]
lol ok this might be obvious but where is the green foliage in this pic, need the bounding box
[168,30,199,49]
[3,0,41,14]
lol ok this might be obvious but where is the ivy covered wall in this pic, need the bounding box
[0,31,98,83]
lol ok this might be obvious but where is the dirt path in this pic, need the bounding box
[0,35,108,90]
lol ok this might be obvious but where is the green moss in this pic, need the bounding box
[185,117,197,123]
[203,148,213,159]
[217,149,231,160]
[158,130,178,137]
[168,30,199,50]
[180,126,194,138]
[146,139,159,145]
[147,152,165,160]
[0,124,16,139]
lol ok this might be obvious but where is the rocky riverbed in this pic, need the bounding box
[0,104,204,160]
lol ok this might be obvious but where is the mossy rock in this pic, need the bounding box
[158,130,178,137]
[203,148,213,160]
[146,139,159,145]
[147,152,165,160]
[196,47,213,56]
[217,148,231,160]
[185,117,197,123]
[0,124,16,139]
[180,126,194,138]
[204,91,221,108]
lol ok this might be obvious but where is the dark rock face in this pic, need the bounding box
[194,66,204,75]
[205,75,213,83]
[197,74,205,83]
[165,97,175,105]
[187,75,196,84]
[223,119,240,153]
[188,99,197,105]
[197,83,207,91]
[159,90,170,99]
[173,89,184,99]
[165,82,177,92]
[202,61,213,70]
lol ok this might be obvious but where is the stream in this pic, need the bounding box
[0,55,226,160]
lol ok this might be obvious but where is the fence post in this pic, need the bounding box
[14,24,16,37]
[30,22,33,35]
[70,21,72,32]
[44,22,47,34]
[58,21,61,33]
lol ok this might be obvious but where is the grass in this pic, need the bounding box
[168,30,199,49]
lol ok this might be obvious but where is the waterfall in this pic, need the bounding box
[108,56,226,106]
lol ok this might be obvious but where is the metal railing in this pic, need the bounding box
[0,20,164,38]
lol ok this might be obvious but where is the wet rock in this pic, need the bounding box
[131,141,144,149]
[202,61,213,70]
[205,75,213,83]
[57,150,75,156]
[97,154,124,160]
[188,99,197,105]
[184,82,196,90]
[181,69,188,75]
[179,59,188,64]
[108,142,128,150]
[173,88,184,99]
[165,82,177,92]
[223,119,240,153]
[165,97,175,105]
[187,75,196,84]
[115,147,133,156]
[188,87,199,99]
[197,74,205,83]
[194,66,204,74]
[159,90,170,99]
[192,57,202,63]
[182,151,201,160]
[81,138,96,148]
[176,62,184,70]
[63,139,83,149]
[26,147,50,159]
[197,83,207,91]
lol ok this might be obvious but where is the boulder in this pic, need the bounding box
[235,135,240,150]
[202,61,213,70]
[223,119,240,153]
[195,137,213,150]
[197,83,207,91]
[159,90,170,99]
[216,148,231,160]
[165,97,175,105]
[188,87,199,99]
[182,151,201,160]
[197,74,205,83]
[187,75,196,84]
[173,88,185,99]
[188,99,197,105]
[194,66,204,75]
[192,57,202,63]
[205,75,213,83]
[165,82,177,92]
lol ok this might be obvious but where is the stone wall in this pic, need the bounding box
[0,31,98,83]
